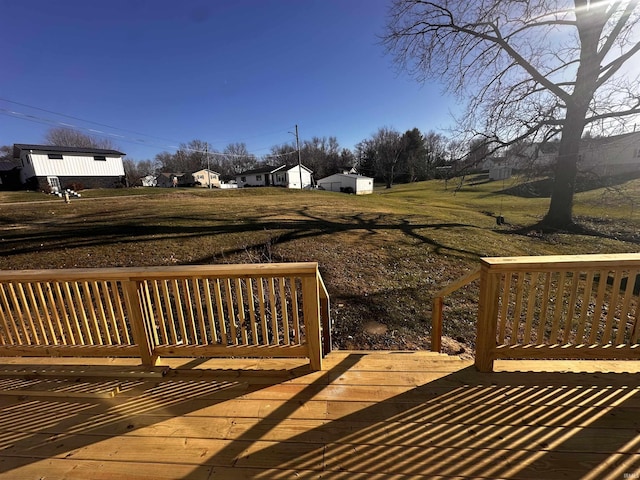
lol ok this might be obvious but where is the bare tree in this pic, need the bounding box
[123,158,158,185]
[424,130,448,178]
[300,136,341,179]
[359,127,405,188]
[222,142,258,175]
[44,127,117,150]
[156,139,213,172]
[385,0,640,229]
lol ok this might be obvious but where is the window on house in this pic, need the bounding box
[48,154,63,160]
[241,176,246,182]
[256,175,262,181]
[94,155,107,161]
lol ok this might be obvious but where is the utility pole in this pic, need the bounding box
[205,144,211,189]
[295,124,303,189]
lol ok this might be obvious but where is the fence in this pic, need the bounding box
[0,263,330,370]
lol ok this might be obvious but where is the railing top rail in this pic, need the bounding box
[433,267,481,298]
[481,253,640,271]
[0,262,320,282]
[317,271,329,300]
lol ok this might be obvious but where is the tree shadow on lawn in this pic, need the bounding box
[0,207,484,264]
[495,219,640,245]
[496,172,640,198]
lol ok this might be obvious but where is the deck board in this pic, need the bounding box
[0,352,638,479]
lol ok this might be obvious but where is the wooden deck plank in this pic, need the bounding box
[0,458,214,480]
[0,458,474,480]
[1,428,636,478]
[0,352,638,479]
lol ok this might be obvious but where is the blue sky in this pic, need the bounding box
[0,0,456,160]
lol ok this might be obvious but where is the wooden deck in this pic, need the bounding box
[0,351,638,479]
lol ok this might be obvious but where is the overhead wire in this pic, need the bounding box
[0,98,299,160]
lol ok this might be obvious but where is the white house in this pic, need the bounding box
[317,173,374,195]
[579,131,640,176]
[192,168,221,188]
[504,131,640,176]
[13,144,126,191]
[482,157,513,181]
[140,174,157,187]
[236,164,313,189]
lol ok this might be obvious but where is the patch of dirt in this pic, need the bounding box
[363,321,388,335]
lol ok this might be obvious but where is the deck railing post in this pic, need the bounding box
[317,273,331,356]
[431,296,443,352]
[302,275,323,370]
[123,279,158,366]
[475,264,500,372]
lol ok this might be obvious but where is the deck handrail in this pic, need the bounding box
[0,262,330,370]
[475,253,640,371]
[431,267,481,352]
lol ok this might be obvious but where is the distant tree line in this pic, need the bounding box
[3,126,480,188]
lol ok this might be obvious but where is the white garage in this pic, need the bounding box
[317,173,374,195]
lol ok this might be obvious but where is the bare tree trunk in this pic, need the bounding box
[542,123,581,229]
[542,4,602,230]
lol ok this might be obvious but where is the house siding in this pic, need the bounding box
[23,153,124,179]
[284,166,312,189]
[579,133,640,176]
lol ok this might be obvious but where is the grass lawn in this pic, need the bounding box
[1,177,639,354]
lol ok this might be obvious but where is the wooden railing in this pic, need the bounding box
[0,263,331,370]
[431,267,480,352]
[475,254,640,371]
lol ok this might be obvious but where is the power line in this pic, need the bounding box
[0,104,299,160]
[0,97,300,158]
[0,97,178,144]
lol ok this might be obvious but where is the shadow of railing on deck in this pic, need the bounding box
[0,363,317,476]
[200,366,640,478]
[1,360,638,478]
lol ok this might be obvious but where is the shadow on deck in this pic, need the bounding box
[0,352,638,479]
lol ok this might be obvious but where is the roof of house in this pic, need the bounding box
[192,168,221,175]
[532,131,640,154]
[237,165,281,175]
[0,160,20,171]
[581,130,640,147]
[237,163,313,176]
[13,144,125,157]
[318,173,373,181]
[282,164,313,173]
